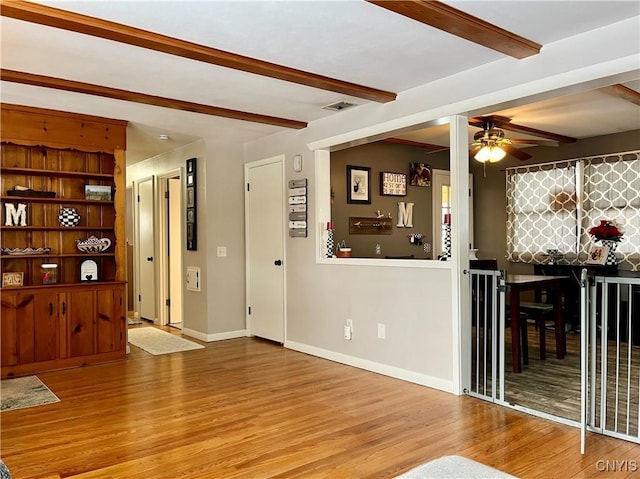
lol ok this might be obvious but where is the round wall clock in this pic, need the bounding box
[80,259,98,281]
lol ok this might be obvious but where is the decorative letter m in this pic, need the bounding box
[396,202,414,228]
[4,203,27,226]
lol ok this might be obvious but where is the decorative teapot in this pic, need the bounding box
[76,235,111,253]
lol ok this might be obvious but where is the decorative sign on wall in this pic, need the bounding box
[380,172,407,196]
[186,158,197,250]
[288,179,307,237]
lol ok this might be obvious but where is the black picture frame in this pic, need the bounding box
[185,158,197,250]
[346,165,371,204]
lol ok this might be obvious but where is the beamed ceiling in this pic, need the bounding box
[1,0,639,163]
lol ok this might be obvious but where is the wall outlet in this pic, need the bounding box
[377,323,386,339]
[346,319,353,330]
[343,325,352,340]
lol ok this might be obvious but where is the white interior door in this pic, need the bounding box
[245,157,285,342]
[168,178,182,326]
[138,177,156,321]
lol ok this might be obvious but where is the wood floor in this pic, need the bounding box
[2,328,640,479]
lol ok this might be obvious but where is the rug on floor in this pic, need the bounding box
[395,455,517,479]
[1,376,60,412]
[128,318,142,325]
[128,327,204,355]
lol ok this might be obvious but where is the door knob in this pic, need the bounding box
[147,256,153,261]
[274,259,282,266]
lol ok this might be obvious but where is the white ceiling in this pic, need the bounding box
[1,1,639,163]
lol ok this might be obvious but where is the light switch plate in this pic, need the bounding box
[217,246,227,257]
[186,266,200,292]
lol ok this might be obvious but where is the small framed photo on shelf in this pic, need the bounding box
[85,184,112,201]
[80,259,99,281]
[2,272,24,287]
[587,244,609,265]
[380,171,407,196]
[346,165,371,204]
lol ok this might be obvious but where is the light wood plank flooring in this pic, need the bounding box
[2,328,639,479]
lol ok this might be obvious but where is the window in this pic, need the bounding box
[506,151,640,271]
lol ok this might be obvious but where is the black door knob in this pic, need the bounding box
[274,259,282,266]
[147,256,153,261]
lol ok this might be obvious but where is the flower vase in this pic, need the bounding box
[600,240,618,266]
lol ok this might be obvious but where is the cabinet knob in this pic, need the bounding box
[274,259,282,266]
[147,256,153,262]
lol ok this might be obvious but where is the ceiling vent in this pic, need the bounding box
[323,101,357,112]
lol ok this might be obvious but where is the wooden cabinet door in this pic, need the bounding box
[1,293,19,366]
[0,291,59,366]
[96,285,126,354]
[66,289,97,357]
[33,292,60,362]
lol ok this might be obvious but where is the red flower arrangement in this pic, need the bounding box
[588,220,624,242]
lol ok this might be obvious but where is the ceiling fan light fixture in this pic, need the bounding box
[474,144,506,163]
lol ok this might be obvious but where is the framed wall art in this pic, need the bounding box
[185,158,197,250]
[380,171,407,196]
[346,165,371,204]
[410,163,432,187]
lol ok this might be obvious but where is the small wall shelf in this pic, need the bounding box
[349,216,393,235]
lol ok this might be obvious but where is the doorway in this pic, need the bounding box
[161,175,183,329]
[244,156,286,343]
[135,177,156,322]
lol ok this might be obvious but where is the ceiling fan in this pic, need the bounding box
[469,115,576,162]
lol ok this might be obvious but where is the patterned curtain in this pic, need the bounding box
[506,150,640,271]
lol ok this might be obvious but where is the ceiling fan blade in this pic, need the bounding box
[503,143,532,161]
[509,138,559,147]
[470,115,576,143]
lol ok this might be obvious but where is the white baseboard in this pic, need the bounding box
[182,328,248,343]
[285,340,455,394]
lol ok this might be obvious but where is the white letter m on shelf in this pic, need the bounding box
[4,203,27,226]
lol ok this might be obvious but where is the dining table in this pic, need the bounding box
[506,274,570,373]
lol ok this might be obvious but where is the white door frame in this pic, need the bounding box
[157,169,183,327]
[244,155,287,341]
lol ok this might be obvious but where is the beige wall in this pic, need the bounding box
[330,142,449,259]
[126,139,247,340]
[472,130,640,274]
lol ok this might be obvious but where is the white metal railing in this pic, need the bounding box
[582,272,640,451]
[468,269,504,403]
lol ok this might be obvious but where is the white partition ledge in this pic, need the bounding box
[316,257,454,269]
